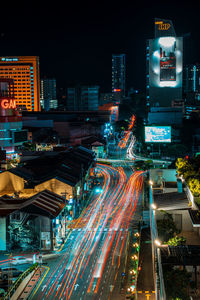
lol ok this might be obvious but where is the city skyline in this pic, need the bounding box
[0,1,199,91]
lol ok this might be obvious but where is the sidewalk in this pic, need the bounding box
[136,227,155,300]
[16,267,45,300]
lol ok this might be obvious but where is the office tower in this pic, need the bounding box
[81,86,99,111]
[40,78,57,111]
[112,54,126,103]
[184,64,200,94]
[0,56,40,111]
[67,85,99,111]
[146,19,183,108]
[0,79,27,158]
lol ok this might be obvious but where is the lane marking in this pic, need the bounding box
[30,266,50,299]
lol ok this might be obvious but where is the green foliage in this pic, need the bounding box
[175,158,196,179]
[157,212,180,242]
[163,267,191,300]
[165,236,186,246]
[188,178,200,197]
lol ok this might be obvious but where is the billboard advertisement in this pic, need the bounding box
[145,126,171,143]
[148,37,183,107]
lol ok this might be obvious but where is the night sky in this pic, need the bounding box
[0,0,199,92]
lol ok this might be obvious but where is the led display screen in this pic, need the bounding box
[148,37,183,107]
[160,37,176,81]
[145,126,171,143]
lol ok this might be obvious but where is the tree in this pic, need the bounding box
[188,178,200,197]
[175,158,196,179]
[165,236,186,246]
[164,267,191,300]
[157,212,180,242]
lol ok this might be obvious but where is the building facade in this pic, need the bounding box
[40,78,57,111]
[0,79,27,158]
[0,56,41,111]
[146,19,183,108]
[112,54,126,103]
[184,64,200,94]
[67,85,99,111]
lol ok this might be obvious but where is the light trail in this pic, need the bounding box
[34,163,144,300]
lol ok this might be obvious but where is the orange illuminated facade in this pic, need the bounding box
[0,56,41,111]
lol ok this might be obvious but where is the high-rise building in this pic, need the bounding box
[146,19,183,108]
[67,85,99,111]
[40,78,57,111]
[112,54,126,102]
[0,56,40,111]
[183,64,200,94]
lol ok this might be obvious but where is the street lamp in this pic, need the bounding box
[154,239,161,247]
[151,203,157,210]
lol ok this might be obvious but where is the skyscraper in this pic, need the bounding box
[67,85,99,111]
[183,64,200,94]
[146,19,183,108]
[0,56,40,111]
[112,54,126,102]
[40,78,57,111]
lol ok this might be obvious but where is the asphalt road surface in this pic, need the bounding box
[30,164,144,300]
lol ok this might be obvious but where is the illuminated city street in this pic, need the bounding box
[29,164,144,300]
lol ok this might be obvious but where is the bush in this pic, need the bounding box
[157,212,180,242]
[165,236,186,246]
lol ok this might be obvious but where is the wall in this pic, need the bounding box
[150,169,177,183]
[0,171,24,195]
[0,217,6,250]
[156,209,193,232]
[35,178,73,198]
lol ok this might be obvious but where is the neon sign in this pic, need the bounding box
[155,21,171,31]
[1,57,18,62]
[1,99,16,109]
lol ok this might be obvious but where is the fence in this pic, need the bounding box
[2,263,38,300]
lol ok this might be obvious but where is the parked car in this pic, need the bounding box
[0,267,23,280]
[11,256,29,265]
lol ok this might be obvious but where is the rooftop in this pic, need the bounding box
[8,146,95,187]
[0,189,65,218]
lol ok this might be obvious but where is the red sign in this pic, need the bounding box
[1,99,16,109]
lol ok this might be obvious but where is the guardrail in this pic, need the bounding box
[149,180,166,300]
[1,263,38,300]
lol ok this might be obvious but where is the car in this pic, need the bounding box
[0,267,23,280]
[11,256,29,265]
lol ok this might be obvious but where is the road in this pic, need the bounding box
[29,163,144,300]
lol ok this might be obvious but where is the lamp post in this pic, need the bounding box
[61,191,68,238]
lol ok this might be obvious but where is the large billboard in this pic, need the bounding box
[145,126,171,143]
[148,36,183,107]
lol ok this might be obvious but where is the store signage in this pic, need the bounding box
[155,21,171,31]
[1,99,16,109]
[1,57,18,62]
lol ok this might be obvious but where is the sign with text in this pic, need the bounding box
[145,126,171,143]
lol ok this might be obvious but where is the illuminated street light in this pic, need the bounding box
[151,203,157,210]
[154,239,161,246]
[149,180,153,185]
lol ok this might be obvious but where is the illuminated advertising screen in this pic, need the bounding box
[145,126,171,143]
[148,37,183,107]
[160,37,176,81]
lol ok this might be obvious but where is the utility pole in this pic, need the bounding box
[39,218,42,276]
[61,191,68,237]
